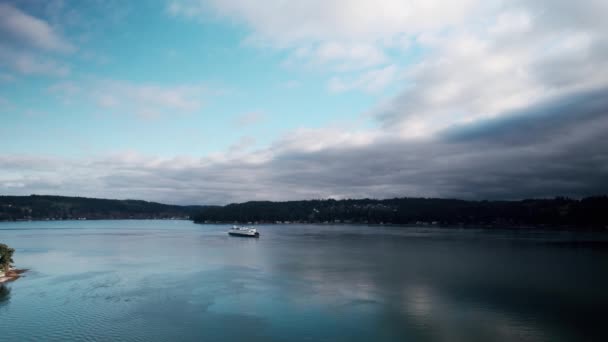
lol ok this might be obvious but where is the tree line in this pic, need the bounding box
[0,195,205,221]
[193,196,608,229]
[2,194,606,229]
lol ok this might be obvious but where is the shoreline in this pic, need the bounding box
[194,221,608,232]
[0,269,27,284]
[0,218,191,223]
[0,217,605,232]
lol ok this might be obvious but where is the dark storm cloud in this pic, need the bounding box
[2,85,607,204]
[255,87,608,202]
[153,84,605,204]
[441,87,608,146]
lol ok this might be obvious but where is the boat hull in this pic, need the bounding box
[228,231,260,238]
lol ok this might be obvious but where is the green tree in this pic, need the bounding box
[0,243,15,274]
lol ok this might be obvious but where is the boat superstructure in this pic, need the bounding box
[228,225,260,238]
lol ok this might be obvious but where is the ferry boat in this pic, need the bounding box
[228,225,260,238]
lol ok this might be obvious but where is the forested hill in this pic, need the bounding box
[3,195,607,229]
[192,196,608,229]
[0,195,205,221]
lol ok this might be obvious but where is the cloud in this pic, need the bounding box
[373,0,608,137]
[284,42,388,71]
[3,1,607,204]
[170,0,608,125]
[168,0,477,89]
[488,10,533,36]
[167,0,208,18]
[5,86,606,205]
[328,65,399,93]
[191,0,477,44]
[0,3,73,77]
[0,3,74,53]
[441,88,608,146]
[49,79,206,117]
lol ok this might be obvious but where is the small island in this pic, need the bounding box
[0,243,25,283]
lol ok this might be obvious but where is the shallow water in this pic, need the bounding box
[0,220,606,341]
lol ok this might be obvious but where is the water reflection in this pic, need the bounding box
[0,284,11,306]
[0,221,606,341]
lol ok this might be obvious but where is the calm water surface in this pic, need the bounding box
[0,220,607,341]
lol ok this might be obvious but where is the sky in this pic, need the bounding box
[1,0,607,205]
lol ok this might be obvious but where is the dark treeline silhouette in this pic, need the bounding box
[3,195,607,229]
[0,195,204,221]
[193,196,608,229]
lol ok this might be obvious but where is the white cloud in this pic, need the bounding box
[0,3,74,53]
[167,0,208,18]
[270,126,383,154]
[328,65,399,93]
[374,2,608,138]
[285,42,388,71]
[198,0,478,44]
[169,0,478,90]
[489,10,533,36]
[169,0,608,135]
[0,3,74,78]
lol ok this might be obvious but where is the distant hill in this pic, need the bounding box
[0,195,207,221]
[192,196,608,230]
[3,195,607,229]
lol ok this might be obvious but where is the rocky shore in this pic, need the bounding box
[0,269,27,283]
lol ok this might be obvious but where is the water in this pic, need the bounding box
[0,220,607,341]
